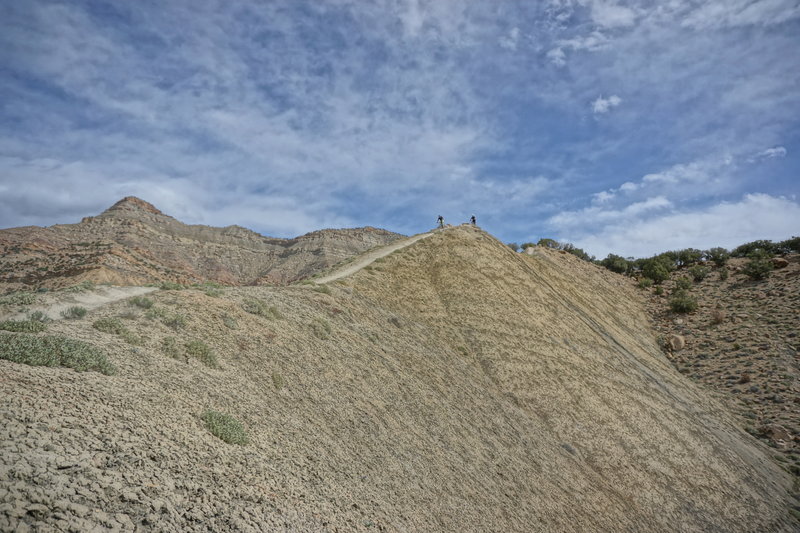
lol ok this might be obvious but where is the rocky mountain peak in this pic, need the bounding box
[100,196,165,217]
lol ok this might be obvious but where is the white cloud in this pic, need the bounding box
[592,94,622,114]
[547,47,567,66]
[589,1,637,28]
[499,27,521,50]
[570,193,800,258]
[681,0,800,29]
[549,195,672,231]
[749,146,787,162]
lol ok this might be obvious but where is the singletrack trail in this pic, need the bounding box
[313,230,436,284]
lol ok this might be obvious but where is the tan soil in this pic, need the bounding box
[0,226,797,532]
[0,286,157,322]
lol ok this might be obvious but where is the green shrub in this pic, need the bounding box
[520,242,536,250]
[162,312,187,330]
[642,258,672,283]
[0,320,47,333]
[719,268,729,281]
[311,317,332,339]
[203,287,223,298]
[507,242,520,252]
[731,240,776,258]
[129,296,154,309]
[777,236,800,254]
[654,286,664,296]
[64,280,95,293]
[600,254,631,275]
[314,285,332,295]
[638,278,653,289]
[222,314,238,330]
[27,311,49,323]
[162,336,182,360]
[537,238,559,249]
[61,306,88,319]
[705,247,730,267]
[688,265,710,282]
[669,290,698,313]
[0,292,37,306]
[201,410,249,445]
[242,298,282,319]
[186,340,218,368]
[272,372,284,390]
[93,317,126,335]
[0,333,115,375]
[675,248,703,267]
[675,277,692,290]
[742,251,773,280]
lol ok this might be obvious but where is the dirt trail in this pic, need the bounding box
[313,230,436,284]
[4,286,157,321]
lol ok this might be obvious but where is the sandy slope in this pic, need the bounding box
[0,286,157,321]
[0,226,797,532]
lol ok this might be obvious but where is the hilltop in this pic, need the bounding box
[1,225,797,532]
[0,197,402,290]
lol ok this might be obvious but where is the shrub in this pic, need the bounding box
[314,285,332,295]
[0,332,115,375]
[732,240,776,258]
[159,281,185,291]
[64,280,95,293]
[675,248,703,267]
[186,340,218,368]
[129,296,154,309]
[641,258,672,283]
[537,238,559,249]
[688,265,710,282]
[507,243,520,252]
[27,311,49,323]
[201,410,249,445]
[61,306,88,319]
[654,286,664,296]
[600,254,631,275]
[222,314,238,330]
[675,277,692,290]
[203,287,223,298]
[162,336,182,360]
[93,317,126,335]
[776,236,800,254]
[242,299,282,319]
[162,312,187,330]
[0,292,37,306]
[705,247,730,267]
[311,317,332,339]
[0,320,46,333]
[520,242,536,250]
[637,278,653,289]
[741,250,773,280]
[669,290,698,313]
[719,268,729,281]
[272,372,285,390]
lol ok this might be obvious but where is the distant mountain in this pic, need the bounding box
[0,196,402,289]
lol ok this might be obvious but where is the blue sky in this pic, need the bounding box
[1,0,798,258]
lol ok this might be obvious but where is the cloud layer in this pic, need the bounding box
[0,0,797,256]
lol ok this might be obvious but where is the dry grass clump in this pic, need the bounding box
[311,317,332,339]
[128,296,154,309]
[0,332,115,375]
[242,298,283,319]
[186,339,218,368]
[92,317,142,345]
[201,410,249,445]
[0,292,37,306]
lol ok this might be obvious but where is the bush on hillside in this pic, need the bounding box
[688,265,710,282]
[675,277,692,290]
[637,278,653,289]
[129,296,154,309]
[719,268,729,281]
[0,320,47,333]
[0,332,115,375]
[242,298,282,319]
[61,306,87,319]
[777,236,800,254]
[705,247,730,267]
[741,250,773,280]
[732,240,776,258]
[641,257,672,284]
[669,290,698,313]
[537,238,559,249]
[0,292,37,306]
[520,242,536,250]
[201,410,249,445]
[27,311,49,323]
[186,339,218,368]
[507,242,520,252]
[600,254,631,275]
[675,248,703,267]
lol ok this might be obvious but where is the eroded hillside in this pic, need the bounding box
[0,197,402,290]
[0,226,797,532]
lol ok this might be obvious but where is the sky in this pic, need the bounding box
[1,0,799,258]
